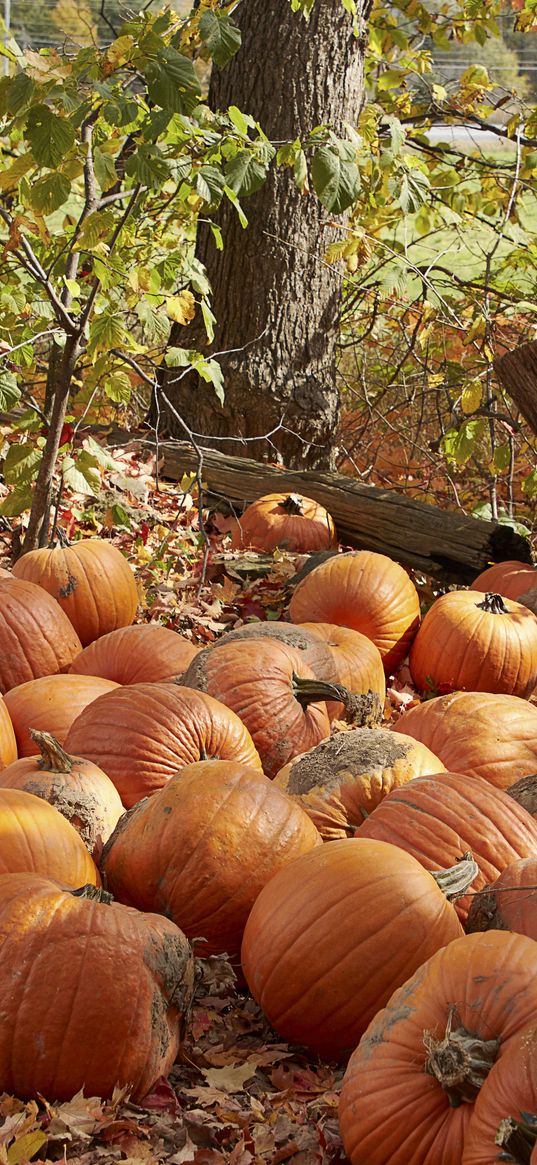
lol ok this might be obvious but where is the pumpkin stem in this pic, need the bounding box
[431,852,479,900]
[30,729,74,774]
[291,675,383,727]
[496,1116,537,1163]
[49,526,71,549]
[424,1005,500,1107]
[475,592,510,615]
[281,494,305,516]
[71,885,114,905]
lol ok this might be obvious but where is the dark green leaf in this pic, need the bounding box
[6,73,35,114]
[311,145,360,214]
[94,147,117,192]
[88,313,128,356]
[0,371,21,411]
[145,47,200,115]
[199,11,242,68]
[125,144,171,189]
[26,104,75,168]
[3,442,41,487]
[195,165,226,205]
[225,150,271,197]
[0,483,34,517]
[28,172,71,214]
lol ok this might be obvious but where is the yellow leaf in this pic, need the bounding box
[7,1131,47,1165]
[103,35,135,72]
[165,292,196,325]
[460,378,482,414]
[135,545,153,563]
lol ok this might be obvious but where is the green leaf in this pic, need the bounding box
[103,371,132,404]
[0,483,33,518]
[125,144,171,189]
[136,299,170,344]
[227,105,255,136]
[94,146,117,192]
[165,346,191,367]
[294,148,308,193]
[210,222,223,250]
[5,73,35,114]
[87,313,128,357]
[199,11,242,68]
[311,145,360,214]
[223,184,248,227]
[201,298,216,343]
[441,420,485,466]
[145,47,201,115]
[195,165,225,205]
[62,451,101,496]
[196,357,224,404]
[225,149,272,197]
[81,436,123,470]
[26,105,75,168]
[76,209,115,251]
[28,172,71,215]
[3,442,41,487]
[0,371,21,411]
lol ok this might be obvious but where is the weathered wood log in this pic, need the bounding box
[137,438,532,583]
[494,340,537,437]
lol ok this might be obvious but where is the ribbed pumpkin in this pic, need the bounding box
[409,590,537,699]
[393,691,537,789]
[203,621,330,673]
[13,538,138,646]
[0,577,82,693]
[0,787,99,885]
[274,729,445,840]
[66,683,262,807]
[69,624,200,684]
[182,639,332,778]
[288,550,421,675]
[0,697,16,772]
[470,560,537,601]
[228,492,336,553]
[357,772,537,923]
[4,673,119,757]
[0,873,194,1101]
[297,622,386,720]
[467,857,537,942]
[462,1025,537,1164]
[241,837,466,1059]
[339,931,537,1165]
[102,759,320,961]
[0,731,124,860]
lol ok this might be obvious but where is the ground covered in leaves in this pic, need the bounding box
[0,431,445,1165]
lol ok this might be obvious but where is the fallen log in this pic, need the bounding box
[135,437,532,583]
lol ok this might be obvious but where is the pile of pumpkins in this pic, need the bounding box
[1,492,537,1164]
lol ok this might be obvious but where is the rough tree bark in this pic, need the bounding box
[494,341,537,437]
[154,0,368,470]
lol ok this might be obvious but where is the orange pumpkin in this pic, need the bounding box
[467,857,537,942]
[4,673,119,757]
[0,873,194,1101]
[241,837,465,1059]
[0,577,82,693]
[13,538,138,645]
[0,731,124,860]
[68,624,200,684]
[339,931,537,1165]
[357,771,537,923]
[297,622,386,719]
[393,691,537,790]
[101,759,320,961]
[274,729,445,839]
[0,697,16,772]
[182,638,332,778]
[463,1025,537,1164]
[66,683,262,807]
[0,786,99,885]
[228,492,336,553]
[409,590,537,699]
[289,550,421,675]
[470,559,537,601]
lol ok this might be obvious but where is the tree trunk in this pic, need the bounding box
[154,0,368,470]
[494,341,537,437]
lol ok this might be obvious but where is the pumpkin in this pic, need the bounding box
[0,786,99,885]
[68,623,200,684]
[409,590,537,699]
[0,731,124,860]
[393,691,537,790]
[297,622,386,720]
[339,931,537,1165]
[102,759,320,962]
[241,837,468,1059]
[357,771,537,923]
[288,550,421,675]
[274,729,445,840]
[0,873,194,1101]
[227,492,336,553]
[182,639,335,778]
[0,697,16,772]
[470,560,537,601]
[12,538,138,646]
[201,621,330,673]
[467,857,537,942]
[66,682,262,807]
[462,1025,537,1164]
[0,577,82,694]
[4,673,119,757]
